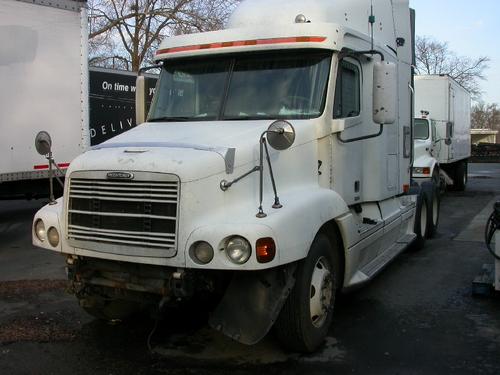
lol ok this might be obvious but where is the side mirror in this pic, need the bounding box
[135,75,146,125]
[373,61,397,125]
[266,120,296,150]
[444,122,453,145]
[446,121,453,138]
[35,131,52,156]
[34,131,62,204]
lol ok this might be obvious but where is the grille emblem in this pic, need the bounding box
[106,171,134,180]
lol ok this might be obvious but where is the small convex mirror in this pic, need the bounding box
[35,131,52,156]
[373,61,397,125]
[267,120,296,150]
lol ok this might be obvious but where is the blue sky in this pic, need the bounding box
[409,0,499,104]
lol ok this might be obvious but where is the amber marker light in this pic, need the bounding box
[422,167,431,175]
[155,36,327,55]
[256,237,276,263]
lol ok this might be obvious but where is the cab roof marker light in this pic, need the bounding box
[155,36,327,56]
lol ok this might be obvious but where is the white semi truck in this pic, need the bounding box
[413,75,471,191]
[0,0,89,199]
[33,0,438,352]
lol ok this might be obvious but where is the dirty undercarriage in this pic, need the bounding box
[66,256,296,344]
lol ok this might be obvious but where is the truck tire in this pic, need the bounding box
[411,190,428,250]
[425,183,440,238]
[453,160,467,191]
[432,169,441,194]
[274,233,340,353]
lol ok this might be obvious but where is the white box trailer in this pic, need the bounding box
[413,75,471,190]
[0,0,88,199]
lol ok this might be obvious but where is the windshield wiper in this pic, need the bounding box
[148,116,192,122]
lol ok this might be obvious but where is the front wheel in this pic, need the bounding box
[411,190,428,250]
[274,234,341,352]
[425,183,440,238]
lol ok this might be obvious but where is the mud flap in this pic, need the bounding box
[208,263,297,345]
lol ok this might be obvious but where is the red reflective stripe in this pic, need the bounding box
[33,163,70,170]
[156,36,327,55]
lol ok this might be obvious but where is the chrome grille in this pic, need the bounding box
[67,171,179,258]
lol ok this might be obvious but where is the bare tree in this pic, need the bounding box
[415,36,489,99]
[471,103,500,130]
[88,0,239,71]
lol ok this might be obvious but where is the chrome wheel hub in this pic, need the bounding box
[309,256,333,328]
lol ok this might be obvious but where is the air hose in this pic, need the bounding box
[484,201,500,261]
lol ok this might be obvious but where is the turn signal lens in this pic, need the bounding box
[413,167,431,176]
[47,227,60,247]
[34,219,46,242]
[256,237,276,263]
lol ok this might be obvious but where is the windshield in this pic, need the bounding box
[148,51,332,122]
[414,119,430,140]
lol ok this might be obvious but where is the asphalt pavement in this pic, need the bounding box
[0,163,499,375]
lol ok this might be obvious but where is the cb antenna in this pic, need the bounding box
[369,0,375,51]
[350,1,385,61]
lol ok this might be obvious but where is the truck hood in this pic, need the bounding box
[70,121,295,182]
[413,139,434,169]
[413,139,431,160]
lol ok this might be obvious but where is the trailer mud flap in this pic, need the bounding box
[209,263,296,345]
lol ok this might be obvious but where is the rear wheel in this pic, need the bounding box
[274,234,341,353]
[453,161,467,191]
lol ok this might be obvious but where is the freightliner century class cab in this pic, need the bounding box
[33,0,438,352]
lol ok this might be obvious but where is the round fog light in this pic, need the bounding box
[225,236,251,264]
[190,241,214,264]
[47,227,60,247]
[34,219,46,242]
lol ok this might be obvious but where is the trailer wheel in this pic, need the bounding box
[411,190,428,250]
[425,184,440,238]
[453,161,467,191]
[274,234,340,353]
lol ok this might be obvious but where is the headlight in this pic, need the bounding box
[190,241,214,264]
[225,236,251,264]
[47,227,60,247]
[34,219,46,242]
